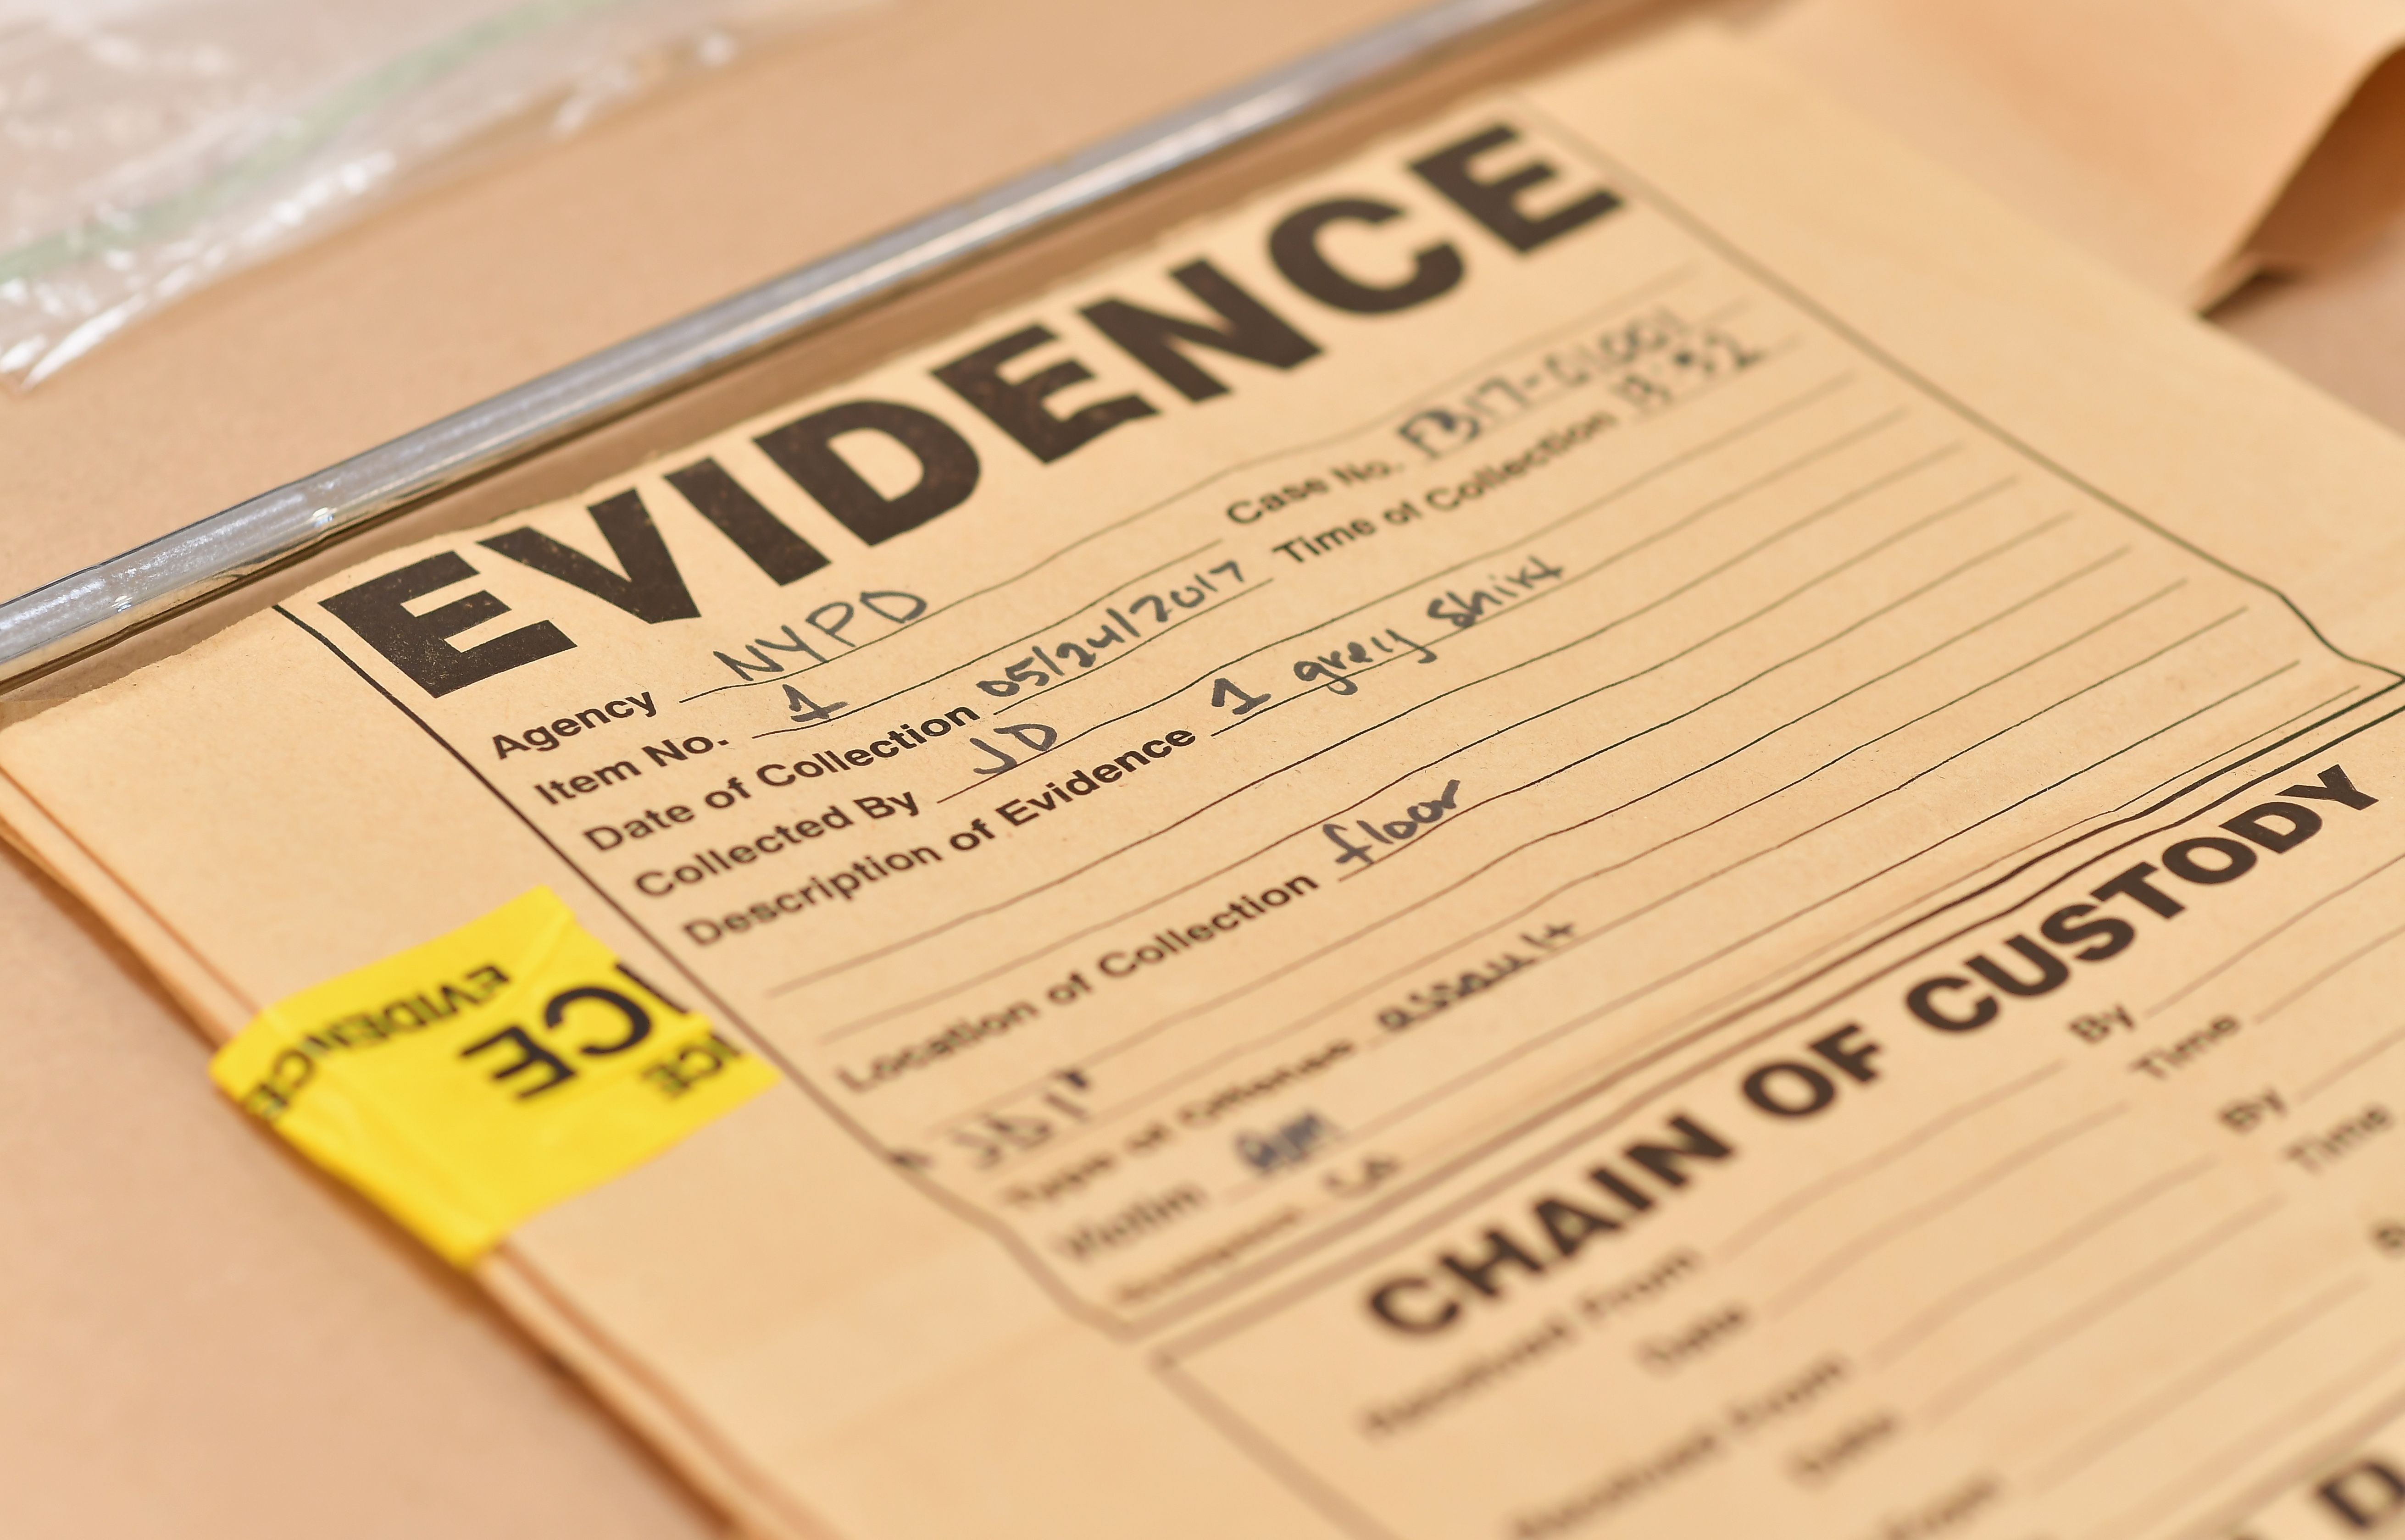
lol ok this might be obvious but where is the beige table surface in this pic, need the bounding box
[3,1,2399,1534]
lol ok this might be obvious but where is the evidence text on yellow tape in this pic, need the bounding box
[210,887,776,1264]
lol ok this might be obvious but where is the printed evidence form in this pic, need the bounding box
[11,26,2405,1540]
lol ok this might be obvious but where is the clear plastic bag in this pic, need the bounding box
[0,0,874,387]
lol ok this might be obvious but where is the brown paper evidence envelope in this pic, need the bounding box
[16,15,2405,1540]
[2,2,2404,1537]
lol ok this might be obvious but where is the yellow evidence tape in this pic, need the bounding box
[210,887,777,1265]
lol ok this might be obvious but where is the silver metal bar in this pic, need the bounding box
[0,0,1569,689]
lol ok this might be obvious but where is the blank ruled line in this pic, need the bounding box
[1766,659,2291,921]
[1652,667,2325,1044]
[2299,1019,2405,1102]
[1716,1062,2064,1261]
[1642,676,2366,1047]
[1920,1197,2283,1424]
[2102,684,2363,817]
[1847,681,2357,965]
[1866,1158,2214,1367]
[2086,1342,2405,1540]
[2146,848,2405,1018]
[2155,1356,2405,1540]
[2257,920,2405,1022]
[2032,1275,2372,1494]
[1573,593,2226,937]
[1763,1104,2127,1316]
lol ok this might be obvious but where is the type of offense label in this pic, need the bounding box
[210,886,776,1265]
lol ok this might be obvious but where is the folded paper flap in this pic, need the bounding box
[1760,0,2405,305]
[2245,47,2405,271]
